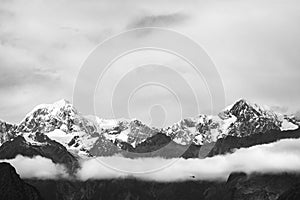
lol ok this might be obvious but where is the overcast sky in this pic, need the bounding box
[0,0,300,125]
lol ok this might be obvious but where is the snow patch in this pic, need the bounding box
[23,133,45,146]
[280,119,299,131]
[47,129,74,145]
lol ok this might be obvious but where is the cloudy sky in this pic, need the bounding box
[0,0,300,125]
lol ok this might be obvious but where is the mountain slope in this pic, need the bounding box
[0,120,17,145]
[0,162,43,200]
[0,134,78,172]
[207,127,300,157]
[17,99,101,156]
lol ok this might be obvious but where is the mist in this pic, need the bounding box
[77,138,300,182]
[0,155,68,179]
[1,138,300,181]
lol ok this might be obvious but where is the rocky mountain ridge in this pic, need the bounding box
[0,99,298,160]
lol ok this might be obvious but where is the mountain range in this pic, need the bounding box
[1,99,300,200]
[0,99,299,167]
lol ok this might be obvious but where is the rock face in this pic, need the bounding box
[0,162,43,200]
[0,120,17,145]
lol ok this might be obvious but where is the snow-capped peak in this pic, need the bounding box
[53,99,71,107]
[20,99,76,122]
[0,98,299,159]
[17,99,85,134]
[222,98,248,111]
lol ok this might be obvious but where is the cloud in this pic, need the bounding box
[270,105,289,114]
[0,155,68,179]
[295,111,300,120]
[0,65,60,89]
[127,13,189,28]
[77,138,300,182]
[2,138,300,181]
[0,0,300,124]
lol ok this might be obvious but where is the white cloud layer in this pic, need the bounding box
[2,138,300,182]
[0,155,68,179]
[78,138,300,182]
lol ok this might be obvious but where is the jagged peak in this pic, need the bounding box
[33,99,73,110]
[224,98,250,110]
[20,99,78,124]
[232,98,253,109]
[235,98,248,104]
[225,98,262,113]
[53,99,72,107]
[235,98,250,105]
[130,118,142,124]
[129,118,149,128]
[218,99,266,120]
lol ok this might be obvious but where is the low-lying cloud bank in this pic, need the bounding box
[2,138,300,181]
[0,155,68,179]
[77,138,300,181]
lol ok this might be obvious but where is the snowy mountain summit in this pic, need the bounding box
[0,99,298,158]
